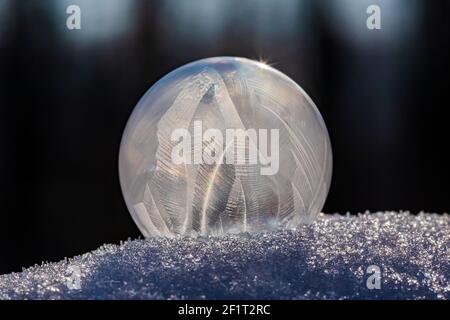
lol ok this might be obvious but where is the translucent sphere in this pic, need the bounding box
[119,57,332,237]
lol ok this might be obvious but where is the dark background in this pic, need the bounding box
[0,0,449,274]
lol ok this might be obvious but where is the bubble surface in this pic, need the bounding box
[119,57,332,237]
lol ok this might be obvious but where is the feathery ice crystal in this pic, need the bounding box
[119,57,332,237]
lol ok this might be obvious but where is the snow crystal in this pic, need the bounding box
[0,212,448,299]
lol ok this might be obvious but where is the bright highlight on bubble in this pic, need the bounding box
[119,57,332,237]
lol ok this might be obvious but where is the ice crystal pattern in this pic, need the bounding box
[119,57,332,237]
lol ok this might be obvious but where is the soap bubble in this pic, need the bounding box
[119,57,332,237]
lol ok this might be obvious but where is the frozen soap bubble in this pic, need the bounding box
[119,57,332,237]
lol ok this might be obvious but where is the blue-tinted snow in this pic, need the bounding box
[0,212,448,299]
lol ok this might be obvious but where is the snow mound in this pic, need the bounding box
[0,212,448,300]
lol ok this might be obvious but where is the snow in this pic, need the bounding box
[0,212,448,300]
